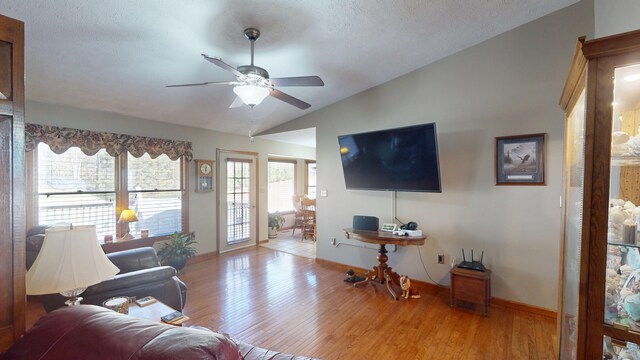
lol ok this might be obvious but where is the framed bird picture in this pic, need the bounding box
[495,133,545,186]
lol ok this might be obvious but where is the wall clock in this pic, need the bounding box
[195,159,214,192]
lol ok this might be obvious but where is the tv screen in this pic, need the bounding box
[338,123,442,192]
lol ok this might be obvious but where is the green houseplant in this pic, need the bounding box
[157,232,197,270]
[268,212,285,239]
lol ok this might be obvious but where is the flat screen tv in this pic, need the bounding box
[338,123,442,192]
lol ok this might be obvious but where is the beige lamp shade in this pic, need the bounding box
[118,209,138,223]
[26,225,120,295]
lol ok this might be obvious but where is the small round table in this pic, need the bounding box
[344,228,426,300]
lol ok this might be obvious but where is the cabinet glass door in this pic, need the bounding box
[560,86,586,359]
[604,63,640,354]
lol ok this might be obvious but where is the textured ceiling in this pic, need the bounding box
[0,0,578,142]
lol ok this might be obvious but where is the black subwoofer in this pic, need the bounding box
[352,215,379,231]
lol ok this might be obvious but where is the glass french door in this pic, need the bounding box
[217,151,257,253]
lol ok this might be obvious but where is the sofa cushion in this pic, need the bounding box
[107,247,162,274]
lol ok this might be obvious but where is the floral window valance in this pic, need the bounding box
[25,123,193,161]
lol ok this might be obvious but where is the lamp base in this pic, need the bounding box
[65,296,83,306]
[60,287,87,306]
[120,233,134,241]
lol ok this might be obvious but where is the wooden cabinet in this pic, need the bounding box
[558,30,640,359]
[450,266,491,317]
[0,13,25,352]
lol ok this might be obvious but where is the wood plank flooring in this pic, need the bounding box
[180,247,556,359]
[26,246,557,359]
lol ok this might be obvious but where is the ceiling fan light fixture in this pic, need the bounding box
[233,85,270,107]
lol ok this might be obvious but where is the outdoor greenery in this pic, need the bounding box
[268,161,294,183]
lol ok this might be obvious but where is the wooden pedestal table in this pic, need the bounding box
[344,228,426,300]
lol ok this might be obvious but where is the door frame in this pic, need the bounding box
[216,149,260,253]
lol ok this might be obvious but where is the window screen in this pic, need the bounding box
[268,160,295,212]
[128,153,183,237]
[37,143,116,237]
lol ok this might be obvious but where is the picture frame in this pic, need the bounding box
[495,133,545,186]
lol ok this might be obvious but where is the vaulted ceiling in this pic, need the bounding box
[1,1,578,143]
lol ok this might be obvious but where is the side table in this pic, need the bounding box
[344,228,426,300]
[127,299,185,325]
[450,265,492,316]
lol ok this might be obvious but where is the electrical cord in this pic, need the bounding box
[395,216,440,284]
[417,245,440,285]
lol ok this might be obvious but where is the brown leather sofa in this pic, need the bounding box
[40,247,187,313]
[1,305,319,360]
[25,225,49,270]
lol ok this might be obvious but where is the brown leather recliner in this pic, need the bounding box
[40,247,187,313]
[2,305,320,360]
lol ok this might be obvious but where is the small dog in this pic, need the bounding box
[399,275,421,299]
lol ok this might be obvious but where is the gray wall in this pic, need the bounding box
[25,100,315,255]
[595,0,640,37]
[264,0,593,309]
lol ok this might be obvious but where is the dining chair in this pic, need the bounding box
[301,197,316,241]
[291,195,304,236]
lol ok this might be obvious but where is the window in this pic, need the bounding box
[128,153,183,237]
[226,159,251,243]
[35,144,186,239]
[268,160,296,212]
[306,161,317,199]
[37,143,116,238]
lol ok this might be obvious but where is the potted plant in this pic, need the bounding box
[157,232,197,271]
[268,212,285,239]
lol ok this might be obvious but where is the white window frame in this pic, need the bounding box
[30,145,189,241]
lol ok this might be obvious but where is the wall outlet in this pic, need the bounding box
[437,253,445,264]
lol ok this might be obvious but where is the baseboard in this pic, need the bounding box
[314,257,556,319]
[258,239,269,244]
[186,251,217,265]
[489,297,556,319]
[314,258,370,275]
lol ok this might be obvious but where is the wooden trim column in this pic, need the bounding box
[0,13,25,352]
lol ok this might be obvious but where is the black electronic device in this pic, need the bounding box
[352,215,379,231]
[344,269,366,283]
[458,248,486,272]
[399,221,417,230]
[337,123,442,192]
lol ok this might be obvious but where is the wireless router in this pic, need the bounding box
[458,248,486,272]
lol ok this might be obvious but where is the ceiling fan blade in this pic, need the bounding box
[166,81,233,88]
[202,54,243,78]
[270,76,324,87]
[229,96,244,108]
[270,89,311,110]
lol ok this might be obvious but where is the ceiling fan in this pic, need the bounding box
[167,28,324,110]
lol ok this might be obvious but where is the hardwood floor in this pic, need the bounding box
[181,247,556,359]
[260,229,316,259]
[26,246,557,359]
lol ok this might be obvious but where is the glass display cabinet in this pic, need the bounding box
[559,30,640,359]
[0,14,25,351]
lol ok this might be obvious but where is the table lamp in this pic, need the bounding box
[26,225,119,306]
[118,208,138,240]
